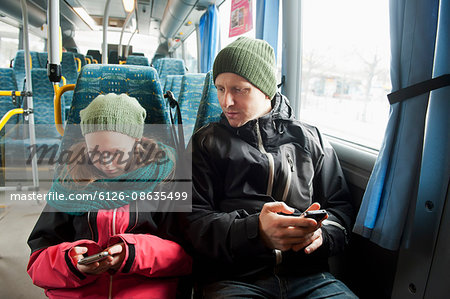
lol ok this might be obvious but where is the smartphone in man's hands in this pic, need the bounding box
[301,209,328,221]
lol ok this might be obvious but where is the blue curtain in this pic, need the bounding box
[199,5,219,73]
[353,0,440,250]
[255,0,279,59]
[407,0,450,250]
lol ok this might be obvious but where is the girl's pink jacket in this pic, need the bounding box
[27,205,192,298]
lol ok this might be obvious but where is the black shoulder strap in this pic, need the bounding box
[164,91,186,152]
[388,74,450,105]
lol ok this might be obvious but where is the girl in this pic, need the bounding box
[27,93,191,298]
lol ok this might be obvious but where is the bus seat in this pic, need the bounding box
[73,53,87,69]
[168,75,184,101]
[12,50,40,89]
[37,52,48,68]
[61,64,171,152]
[108,51,119,64]
[157,58,186,82]
[177,73,207,144]
[0,68,21,182]
[0,69,65,176]
[193,71,221,133]
[61,52,79,109]
[30,68,65,139]
[86,50,101,63]
[61,52,79,84]
[125,55,150,66]
[0,68,21,130]
[66,64,169,125]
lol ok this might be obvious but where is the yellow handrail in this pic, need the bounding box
[119,60,127,65]
[75,57,81,72]
[0,91,22,97]
[86,57,92,64]
[53,83,75,136]
[93,59,98,64]
[0,108,24,132]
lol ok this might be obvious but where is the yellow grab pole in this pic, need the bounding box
[0,108,24,132]
[75,57,81,72]
[53,83,75,136]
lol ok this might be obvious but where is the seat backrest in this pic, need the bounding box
[157,58,186,82]
[0,68,21,133]
[85,55,94,64]
[37,52,48,68]
[86,50,102,63]
[73,53,87,69]
[194,71,221,133]
[177,73,207,143]
[168,75,184,100]
[12,50,26,89]
[62,64,171,151]
[108,50,119,64]
[67,64,169,125]
[61,52,79,84]
[30,68,65,138]
[126,55,150,66]
[13,51,47,89]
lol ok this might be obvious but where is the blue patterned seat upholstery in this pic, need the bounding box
[61,64,171,151]
[13,51,49,89]
[177,73,206,144]
[73,53,87,71]
[167,75,184,101]
[157,58,186,82]
[0,68,21,178]
[126,55,150,66]
[61,52,80,110]
[85,54,94,64]
[13,50,27,89]
[61,52,79,84]
[67,64,169,125]
[194,71,222,133]
[37,52,48,68]
[31,68,65,139]
[0,68,21,135]
[0,69,64,175]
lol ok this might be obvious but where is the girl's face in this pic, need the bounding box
[85,131,137,177]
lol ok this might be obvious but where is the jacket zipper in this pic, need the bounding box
[108,208,117,299]
[255,119,274,196]
[256,120,281,265]
[281,152,294,202]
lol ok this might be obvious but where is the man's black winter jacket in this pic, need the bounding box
[183,93,355,282]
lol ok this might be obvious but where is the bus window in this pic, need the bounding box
[184,30,198,73]
[0,20,19,67]
[218,0,256,47]
[299,0,391,150]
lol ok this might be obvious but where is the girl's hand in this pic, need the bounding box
[106,243,126,271]
[72,246,114,275]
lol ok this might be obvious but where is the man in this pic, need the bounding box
[183,37,357,298]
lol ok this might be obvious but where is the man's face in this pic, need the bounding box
[215,72,272,128]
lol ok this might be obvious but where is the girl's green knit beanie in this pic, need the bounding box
[80,93,146,139]
[213,37,277,99]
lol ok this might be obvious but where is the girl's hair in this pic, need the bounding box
[60,137,174,186]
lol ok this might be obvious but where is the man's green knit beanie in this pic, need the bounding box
[213,37,277,99]
[80,93,146,139]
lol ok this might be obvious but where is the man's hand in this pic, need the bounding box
[258,202,325,254]
[71,243,126,275]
